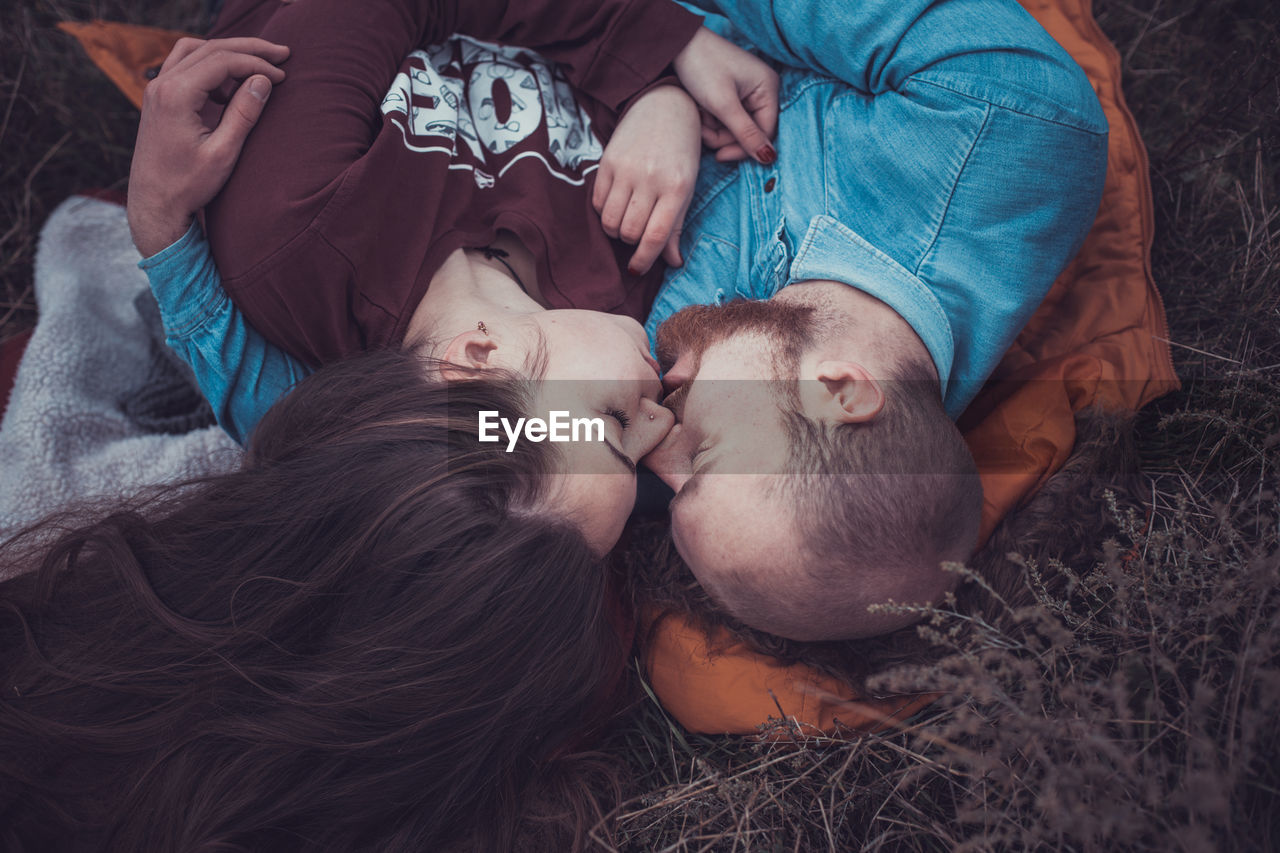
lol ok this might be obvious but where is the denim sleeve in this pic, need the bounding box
[138,222,312,445]
[681,0,1105,132]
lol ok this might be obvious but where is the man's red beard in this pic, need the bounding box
[653,298,818,378]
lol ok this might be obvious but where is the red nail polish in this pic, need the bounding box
[757,145,777,165]
[628,265,641,277]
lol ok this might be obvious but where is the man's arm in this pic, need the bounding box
[129,38,310,444]
[139,223,310,445]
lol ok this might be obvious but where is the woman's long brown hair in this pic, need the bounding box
[0,348,626,852]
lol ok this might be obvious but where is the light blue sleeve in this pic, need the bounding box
[679,0,1104,128]
[139,222,312,445]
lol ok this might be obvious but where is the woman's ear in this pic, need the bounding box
[813,360,884,423]
[439,330,499,381]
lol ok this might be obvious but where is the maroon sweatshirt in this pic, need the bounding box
[205,0,703,366]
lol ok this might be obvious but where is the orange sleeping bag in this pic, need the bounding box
[62,0,1176,736]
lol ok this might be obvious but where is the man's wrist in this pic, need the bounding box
[128,201,196,260]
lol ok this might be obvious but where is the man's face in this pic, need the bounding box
[642,300,817,607]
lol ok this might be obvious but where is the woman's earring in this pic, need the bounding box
[477,321,488,335]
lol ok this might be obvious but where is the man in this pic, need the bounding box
[633,0,1108,641]
[132,0,1106,641]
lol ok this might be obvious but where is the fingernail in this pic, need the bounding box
[628,265,641,276]
[757,145,776,165]
[248,76,271,101]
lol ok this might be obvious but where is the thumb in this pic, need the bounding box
[206,74,272,160]
[716,101,775,166]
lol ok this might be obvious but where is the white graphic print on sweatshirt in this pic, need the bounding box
[380,36,604,189]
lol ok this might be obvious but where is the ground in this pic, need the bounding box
[1,0,1277,849]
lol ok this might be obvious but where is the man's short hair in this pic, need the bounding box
[739,358,982,641]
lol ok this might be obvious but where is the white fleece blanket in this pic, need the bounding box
[0,196,241,554]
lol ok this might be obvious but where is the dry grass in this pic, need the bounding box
[601,0,1280,849]
[0,0,203,344]
[2,0,1277,849]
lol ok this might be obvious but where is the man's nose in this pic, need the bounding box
[662,352,697,394]
[640,423,693,493]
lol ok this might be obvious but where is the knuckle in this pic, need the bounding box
[229,100,256,125]
[143,78,174,106]
[663,175,693,196]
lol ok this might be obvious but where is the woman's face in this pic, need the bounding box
[521,310,673,552]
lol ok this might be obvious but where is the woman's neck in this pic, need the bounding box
[406,240,542,354]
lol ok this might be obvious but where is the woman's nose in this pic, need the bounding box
[637,397,676,456]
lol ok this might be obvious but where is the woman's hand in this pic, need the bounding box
[127,37,289,258]
[673,27,779,165]
[593,85,702,275]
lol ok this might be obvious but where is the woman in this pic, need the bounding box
[0,4,780,846]
[0,350,628,851]
[130,0,779,552]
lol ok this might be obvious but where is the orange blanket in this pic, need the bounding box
[62,0,1176,736]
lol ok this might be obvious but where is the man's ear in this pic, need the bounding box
[813,360,884,423]
[439,330,499,381]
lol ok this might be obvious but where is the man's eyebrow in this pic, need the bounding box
[603,439,636,475]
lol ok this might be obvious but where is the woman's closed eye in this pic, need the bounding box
[605,407,631,430]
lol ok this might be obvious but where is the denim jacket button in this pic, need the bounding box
[764,177,777,193]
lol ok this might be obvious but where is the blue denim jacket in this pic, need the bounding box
[648,0,1107,416]
[143,0,1106,443]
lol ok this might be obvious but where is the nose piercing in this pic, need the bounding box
[649,413,655,420]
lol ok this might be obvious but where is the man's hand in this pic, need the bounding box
[673,27,779,165]
[127,37,289,258]
[593,85,702,275]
